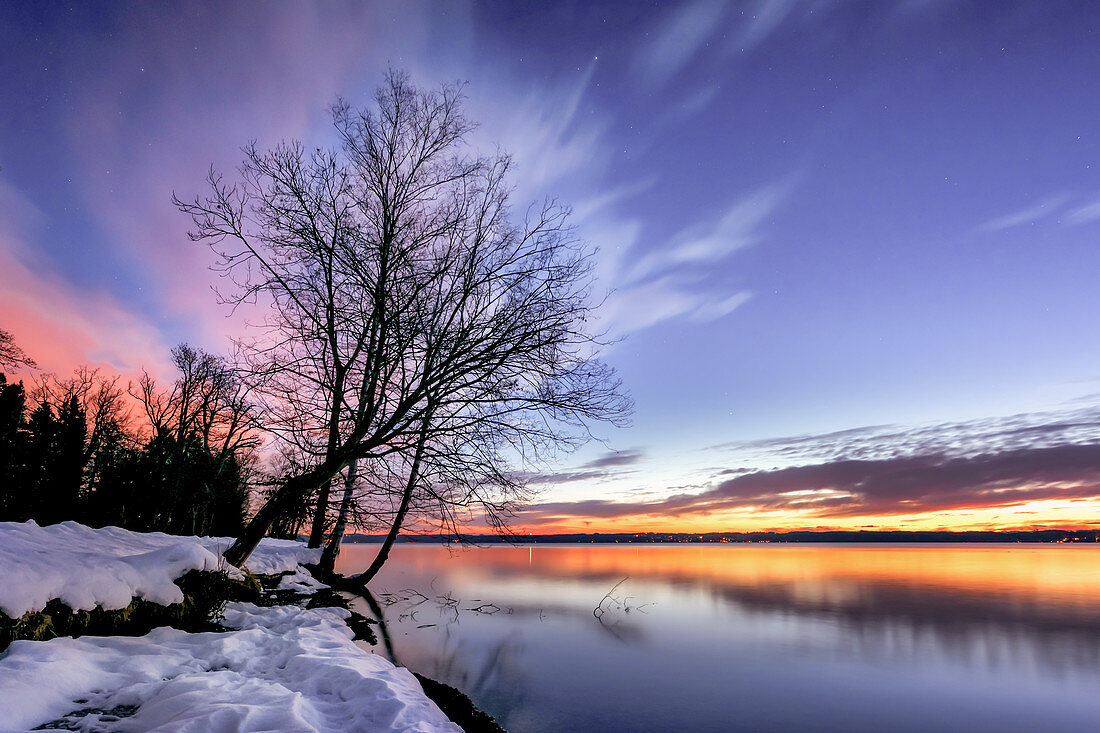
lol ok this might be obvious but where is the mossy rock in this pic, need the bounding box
[0,568,264,652]
[0,610,56,647]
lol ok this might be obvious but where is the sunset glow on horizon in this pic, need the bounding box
[504,498,1100,536]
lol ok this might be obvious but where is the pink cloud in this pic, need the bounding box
[0,182,173,381]
[52,5,408,351]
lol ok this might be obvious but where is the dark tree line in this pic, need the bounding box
[0,337,255,537]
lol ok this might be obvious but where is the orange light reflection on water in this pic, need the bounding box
[351,543,1100,612]
[337,542,1100,732]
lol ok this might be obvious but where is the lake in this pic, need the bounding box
[334,543,1100,732]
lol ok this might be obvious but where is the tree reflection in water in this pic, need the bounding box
[359,584,529,721]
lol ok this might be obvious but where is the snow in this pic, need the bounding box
[217,535,321,577]
[277,567,330,595]
[0,521,320,618]
[0,602,460,732]
[0,523,460,731]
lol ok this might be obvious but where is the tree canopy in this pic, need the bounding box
[176,70,630,569]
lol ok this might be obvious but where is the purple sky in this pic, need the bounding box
[4,1,1100,530]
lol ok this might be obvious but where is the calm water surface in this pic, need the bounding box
[335,544,1100,732]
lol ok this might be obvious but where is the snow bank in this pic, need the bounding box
[0,521,320,618]
[0,602,459,732]
[214,534,321,577]
[277,566,331,595]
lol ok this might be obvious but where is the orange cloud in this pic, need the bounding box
[506,499,1100,535]
[504,417,1100,534]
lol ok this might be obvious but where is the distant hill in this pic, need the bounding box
[339,529,1100,544]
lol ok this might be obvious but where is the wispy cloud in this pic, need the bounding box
[516,404,1100,526]
[598,277,713,334]
[467,62,611,200]
[979,191,1100,232]
[635,0,727,88]
[460,50,785,339]
[581,448,647,470]
[708,404,1100,464]
[690,291,753,321]
[665,84,721,123]
[736,0,800,52]
[523,448,646,486]
[592,177,792,336]
[980,195,1068,231]
[1064,195,1100,226]
[623,179,793,285]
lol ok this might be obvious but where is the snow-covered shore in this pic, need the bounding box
[0,521,461,732]
[0,521,320,618]
[0,602,458,731]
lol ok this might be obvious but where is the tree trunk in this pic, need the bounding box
[307,477,333,548]
[308,381,347,548]
[349,425,429,588]
[223,466,334,567]
[318,458,358,573]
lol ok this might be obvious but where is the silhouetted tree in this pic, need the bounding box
[0,329,34,520]
[0,375,27,520]
[33,368,130,481]
[177,70,630,569]
[105,432,248,536]
[130,344,260,535]
[0,327,35,370]
[22,401,58,521]
[0,345,255,535]
[45,395,87,524]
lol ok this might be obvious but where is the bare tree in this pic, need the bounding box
[128,344,263,535]
[33,366,130,466]
[133,344,262,463]
[0,328,35,370]
[177,70,630,569]
[27,367,133,520]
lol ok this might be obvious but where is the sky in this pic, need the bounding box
[3,1,1100,533]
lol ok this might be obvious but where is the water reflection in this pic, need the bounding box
[362,585,530,723]
[339,544,1100,732]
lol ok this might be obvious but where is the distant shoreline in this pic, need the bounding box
[338,529,1100,544]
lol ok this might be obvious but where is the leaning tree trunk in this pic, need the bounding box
[349,421,430,588]
[223,465,336,567]
[318,458,359,573]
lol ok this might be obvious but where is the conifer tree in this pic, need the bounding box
[0,375,27,520]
